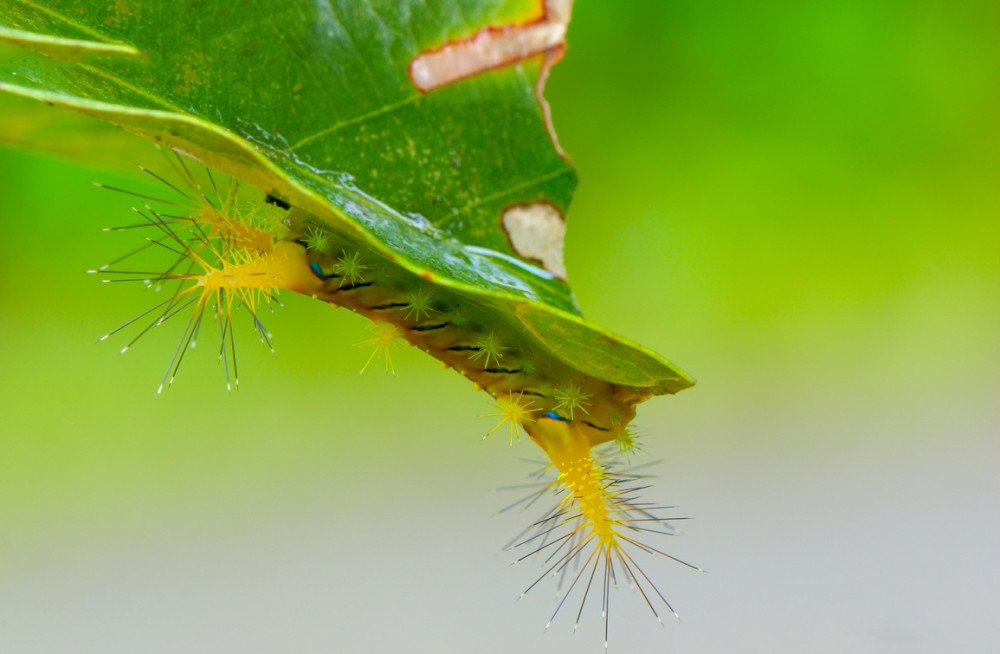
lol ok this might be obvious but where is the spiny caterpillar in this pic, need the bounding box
[94,156,700,647]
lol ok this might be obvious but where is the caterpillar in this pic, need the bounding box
[94,155,700,647]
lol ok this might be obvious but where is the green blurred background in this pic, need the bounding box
[1,2,997,653]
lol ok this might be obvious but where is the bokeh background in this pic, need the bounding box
[1,2,998,653]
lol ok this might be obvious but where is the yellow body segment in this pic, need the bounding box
[195,239,313,294]
[529,417,617,544]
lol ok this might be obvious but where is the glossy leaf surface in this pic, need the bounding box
[0,0,692,394]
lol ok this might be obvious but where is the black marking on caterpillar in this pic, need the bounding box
[410,321,452,332]
[447,345,482,352]
[483,367,524,374]
[265,194,291,210]
[582,420,612,432]
[337,281,374,291]
[372,302,411,310]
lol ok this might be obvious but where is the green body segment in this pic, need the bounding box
[265,216,646,552]
[280,212,652,440]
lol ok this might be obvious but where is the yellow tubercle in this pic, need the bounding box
[481,392,536,444]
[198,204,274,255]
[356,321,403,375]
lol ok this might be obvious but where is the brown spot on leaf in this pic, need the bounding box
[501,202,567,279]
[408,0,573,93]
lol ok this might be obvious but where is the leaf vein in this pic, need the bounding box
[290,94,421,149]
[14,0,134,49]
[436,167,572,228]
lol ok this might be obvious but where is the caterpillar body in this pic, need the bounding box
[95,158,700,646]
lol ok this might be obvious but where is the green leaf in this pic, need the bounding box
[0,0,692,395]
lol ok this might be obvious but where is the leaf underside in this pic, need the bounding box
[0,0,693,395]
